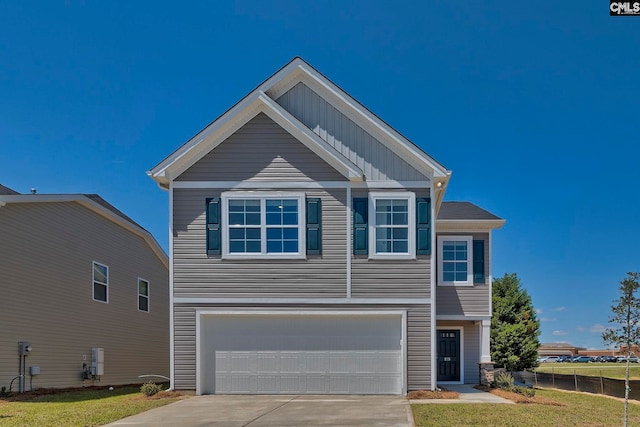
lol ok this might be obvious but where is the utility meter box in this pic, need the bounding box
[30,366,40,376]
[91,348,104,376]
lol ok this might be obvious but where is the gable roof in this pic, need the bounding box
[0,184,19,195]
[0,193,168,269]
[148,57,451,190]
[437,201,505,230]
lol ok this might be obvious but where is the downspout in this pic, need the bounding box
[168,180,175,391]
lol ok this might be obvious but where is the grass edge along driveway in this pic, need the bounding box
[412,388,640,427]
[0,385,183,427]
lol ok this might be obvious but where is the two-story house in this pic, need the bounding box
[148,58,504,395]
[0,186,169,390]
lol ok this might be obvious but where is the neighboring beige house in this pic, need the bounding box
[0,185,169,390]
[148,58,504,395]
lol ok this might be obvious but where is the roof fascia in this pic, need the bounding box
[436,218,506,231]
[265,60,450,179]
[0,195,169,269]
[148,91,363,186]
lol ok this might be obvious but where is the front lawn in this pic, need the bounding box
[412,388,640,427]
[0,385,182,427]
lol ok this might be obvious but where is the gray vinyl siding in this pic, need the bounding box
[173,304,431,392]
[277,83,429,182]
[407,308,432,390]
[437,321,480,384]
[0,202,169,389]
[177,113,346,182]
[463,323,480,384]
[351,188,431,299]
[436,232,490,316]
[173,187,348,298]
[173,306,196,390]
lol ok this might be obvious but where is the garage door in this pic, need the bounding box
[199,313,403,395]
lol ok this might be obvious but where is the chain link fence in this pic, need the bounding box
[517,370,640,400]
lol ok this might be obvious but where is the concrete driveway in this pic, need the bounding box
[106,395,413,427]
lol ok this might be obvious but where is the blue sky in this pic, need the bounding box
[1,1,638,349]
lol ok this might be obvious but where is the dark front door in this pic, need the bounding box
[437,330,460,382]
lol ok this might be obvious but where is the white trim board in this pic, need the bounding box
[175,297,431,305]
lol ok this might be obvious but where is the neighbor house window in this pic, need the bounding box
[437,236,473,285]
[92,262,109,302]
[221,192,305,258]
[369,192,415,259]
[138,278,149,312]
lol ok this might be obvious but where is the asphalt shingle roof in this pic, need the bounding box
[438,201,502,221]
[0,184,19,195]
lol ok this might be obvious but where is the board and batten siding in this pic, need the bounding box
[0,202,169,389]
[176,113,346,183]
[173,305,432,391]
[173,187,348,298]
[436,232,490,317]
[276,82,429,182]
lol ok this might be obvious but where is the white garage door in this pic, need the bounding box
[199,313,403,395]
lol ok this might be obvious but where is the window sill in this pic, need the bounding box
[437,282,474,287]
[221,254,307,260]
[368,253,416,260]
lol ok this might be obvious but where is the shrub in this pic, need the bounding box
[494,371,515,391]
[140,381,162,397]
[516,386,536,398]
[0,386,12,398]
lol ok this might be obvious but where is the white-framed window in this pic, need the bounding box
[138,278,149,312]
[221,192,306,258]
[437,236,473,286]
[92,262,109,303]
[369,192,415,259]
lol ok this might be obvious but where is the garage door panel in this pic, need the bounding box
[203,315,403,394]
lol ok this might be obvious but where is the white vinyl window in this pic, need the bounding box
[369,192,415,259]
[92,262,109,303]
[437,236,473,285]
[138,278,149,312]
[221,192,305,258]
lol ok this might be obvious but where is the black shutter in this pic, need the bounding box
[306,198,322,255]
[353,198,368,255]
[206,198,221,255]
[473,240,485,283]
[416,198,431,255]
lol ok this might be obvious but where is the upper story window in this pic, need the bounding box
[437,236,473,286]
[92,262,109,303]
[138,278,149,312]
[368,192,416,259]
[221,192,306,258]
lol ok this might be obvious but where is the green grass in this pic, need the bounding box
[412,388,640,427]
[535,362,640,379]
[0,386,181,427]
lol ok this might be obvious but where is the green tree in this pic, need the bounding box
[491,273,540,371]
[602,272,640,427]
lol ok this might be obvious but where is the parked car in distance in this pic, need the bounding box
[603,355,618,363]
[557,355,573,363]
[537,356,547,363]
[617,356,639,363]
[572,356,593,363]
[543,356,560,363]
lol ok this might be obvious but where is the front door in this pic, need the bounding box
[437,330,460,382]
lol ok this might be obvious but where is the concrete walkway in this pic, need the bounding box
[410,384,514,404]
